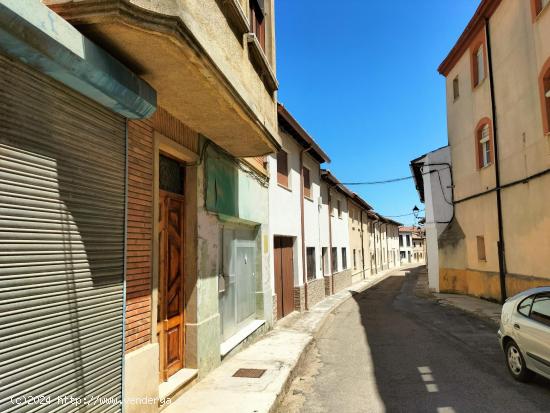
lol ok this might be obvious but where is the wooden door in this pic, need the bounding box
[158,191,185,380]
[274,237,294,319]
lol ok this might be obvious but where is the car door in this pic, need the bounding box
[516,293,550,375]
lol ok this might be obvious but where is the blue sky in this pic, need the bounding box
[275,0,480,225]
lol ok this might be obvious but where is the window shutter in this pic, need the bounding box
[277,151,288,187]
[453,77,459,100]
[476,46,484,84]
[303,167,311,198]
[476,236,486,261]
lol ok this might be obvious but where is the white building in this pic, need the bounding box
[410,146,453,292]
[267,104,330,321]
[399,226,426,265]
[321,170,353,294]
[366,213,401,274]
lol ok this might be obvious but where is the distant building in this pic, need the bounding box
[347,195,373,284]
[399,227,426,265]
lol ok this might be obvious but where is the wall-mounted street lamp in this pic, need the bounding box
[413,205,420,219]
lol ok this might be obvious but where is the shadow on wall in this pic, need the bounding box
[0,56,126,407]
[350,267,550,412]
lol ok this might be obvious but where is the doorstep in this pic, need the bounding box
[220,319,266,357]
[159,368,198,403]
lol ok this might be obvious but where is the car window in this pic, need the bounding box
[530,294,550,327]
[517,295,534,317]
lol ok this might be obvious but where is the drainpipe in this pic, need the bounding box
[485,17,507,303]
[300,146,312,310]
[360,209,365,279]
[327,187,334,295]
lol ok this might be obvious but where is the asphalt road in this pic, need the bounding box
[278,266,550,413]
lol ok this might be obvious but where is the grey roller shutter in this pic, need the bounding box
[0,54,126,412]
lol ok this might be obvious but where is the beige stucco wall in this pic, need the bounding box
[441,0,550,299]
[159,0,277,133]
[46,0,279,156]
[347,201,367,283]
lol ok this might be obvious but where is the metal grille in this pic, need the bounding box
[232,368,266,378]
[0,54,126,412]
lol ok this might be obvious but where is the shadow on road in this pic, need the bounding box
[351,266,550,413]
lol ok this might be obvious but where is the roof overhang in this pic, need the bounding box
[278,104,330,164]
[46,0,280,157]
[351,193,373,211]
[321,169,354,198]
[410,155,426,203]
[0,0,156,118]
[438,0,501,76]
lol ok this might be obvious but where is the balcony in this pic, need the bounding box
[45,0,280,157]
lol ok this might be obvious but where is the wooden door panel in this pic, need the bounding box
[282,238,295,316]
[274,237,283,319]
[159,192,185,381]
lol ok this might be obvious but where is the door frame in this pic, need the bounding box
[152,132,199,379]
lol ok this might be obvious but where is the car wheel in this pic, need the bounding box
[505,340,533,382]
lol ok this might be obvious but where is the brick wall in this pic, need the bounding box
[333,270,352,293]
[293,285,305,312]
[324,275,333,296]
[306,278,326,308]
[125,119,154,352]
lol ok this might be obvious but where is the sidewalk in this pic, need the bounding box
[433,292,502,325]
[164,265,417,413]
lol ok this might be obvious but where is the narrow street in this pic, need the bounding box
[279,266,550,413]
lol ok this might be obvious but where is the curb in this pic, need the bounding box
[434,297,501,326]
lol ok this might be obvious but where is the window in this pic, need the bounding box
[479,124,491,167]
[399,236,403,247]
[518,296,534,317]
[337,200,342,218]
[476,120,493,168]
[473,44,485,87]
[303,167,311,198]
[342,248,347,269]
[453,76,460,101]
[306,247,316,281]
[276,150,288,187]
[249,0,265,50]
[406,235,411,247]
[331,247,338,273]
[476,236,486,261]
[322,247,328,275]
[159,154,185,195]
[531,293,550,326]
[353,249,357,269]
[400,251,406,259]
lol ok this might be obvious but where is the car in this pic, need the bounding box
[498,287,550,382]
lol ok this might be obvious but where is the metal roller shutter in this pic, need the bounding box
[0,54,126,412]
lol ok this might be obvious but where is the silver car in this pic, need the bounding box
[498,287,550,382]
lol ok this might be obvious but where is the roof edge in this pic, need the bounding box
[277,103,331,164]
[437,0,501,76]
